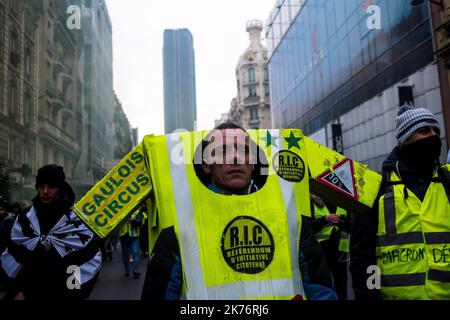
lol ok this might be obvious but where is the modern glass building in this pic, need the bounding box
[268,0,447,169]
[163,29,197,133]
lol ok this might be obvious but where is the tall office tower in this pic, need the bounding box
[163,29,197,133]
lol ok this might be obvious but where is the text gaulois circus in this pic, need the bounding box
[80,152,150,227]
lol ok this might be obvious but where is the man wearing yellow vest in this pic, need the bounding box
[141,123,337,300]
[119,204,145,278]
[311,194,351,300]
[350,105,450,300]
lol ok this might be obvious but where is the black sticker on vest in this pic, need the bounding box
[221,216,274,274]
[272,150,305,182]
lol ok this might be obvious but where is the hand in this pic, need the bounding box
[14,292,26,300]
[325,214,341,224]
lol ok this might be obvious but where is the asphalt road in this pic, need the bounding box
[89,245,148,300]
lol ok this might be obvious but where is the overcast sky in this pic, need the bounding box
[104,0,275,140]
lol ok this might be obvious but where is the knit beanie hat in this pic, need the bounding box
[395,104,440,145]
[35,164,67,189]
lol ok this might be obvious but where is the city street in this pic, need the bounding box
[89,246,148,300]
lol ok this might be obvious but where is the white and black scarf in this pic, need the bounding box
[0,207,101,284]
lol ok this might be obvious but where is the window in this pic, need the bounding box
[8,80,17,120]
[0,8,4,54]
[264,67,269,81]
[265,84,270,97]
[25,48,32,79]
[10,31,18,53]
[10,31,19,67]
[248,85,257,97]
[398,86,414,106]
[248,66,255,83]
[24,93,32,126]
[250,107,258,121]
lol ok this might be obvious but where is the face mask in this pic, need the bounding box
[398,135,442,166]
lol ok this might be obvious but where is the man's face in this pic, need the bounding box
[404,124,439,145]
[37,184,61,203]
[0,207,6,216]
[202,129,254,195]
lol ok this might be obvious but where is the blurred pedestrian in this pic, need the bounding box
[0,164,102,300]
[0,199,14,256]
[9,203,22,216]
[119,205,144,278]
[139,203,149,256]
[310,194,351,300]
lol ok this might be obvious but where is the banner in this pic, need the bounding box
[73,143,152,238]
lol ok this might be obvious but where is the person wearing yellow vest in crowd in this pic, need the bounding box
[119,204,145,278]
[310,194,351,300]
[139,204,149,257]
[350,104,450,300]
[141,123,337,300]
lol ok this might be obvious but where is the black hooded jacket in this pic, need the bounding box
[349,146,444,300]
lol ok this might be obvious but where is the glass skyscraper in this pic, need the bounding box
[163,29,197,133]
[267,0,447,169]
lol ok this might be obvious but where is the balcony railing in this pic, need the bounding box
[39,119,80,153]
[243,95,260,104]
[249,118,260,126]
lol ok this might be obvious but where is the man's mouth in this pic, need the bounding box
[228,169,244,176]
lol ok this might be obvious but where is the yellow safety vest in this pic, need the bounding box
[376,165,450,300]
[143,129,311,300]
[118,210,143,238]
[314,204,349,252]
[336,207,349,253]
[313,203,333,242]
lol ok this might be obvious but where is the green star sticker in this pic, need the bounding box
[261,130,278,148]
[284,131,302,150]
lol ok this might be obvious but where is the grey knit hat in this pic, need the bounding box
[395,104,440,145]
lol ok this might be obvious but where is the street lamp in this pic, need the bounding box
[411,0,444,10]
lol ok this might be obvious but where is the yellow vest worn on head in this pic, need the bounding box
[376,165,450,300]
[142,129,311,300]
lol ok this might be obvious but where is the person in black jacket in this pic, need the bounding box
[350,105,446,300]
[0,165,102,300]
[141,123,337,300]
[310,194,352,300]
[0,200,14,259]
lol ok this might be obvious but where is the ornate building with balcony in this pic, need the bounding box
[228,20,271,129]
[0,0,42,201]
[36,0,84,196]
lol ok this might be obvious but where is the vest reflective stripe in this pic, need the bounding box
[167,133,208,299]
[206,278,297,300]
[377,233,424,246]
[376,165,450,299]
[381,273,426,287]
[428,269,450,282]
[277,146,303,297]
[425,232,450,244]
[382,270,450,286]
